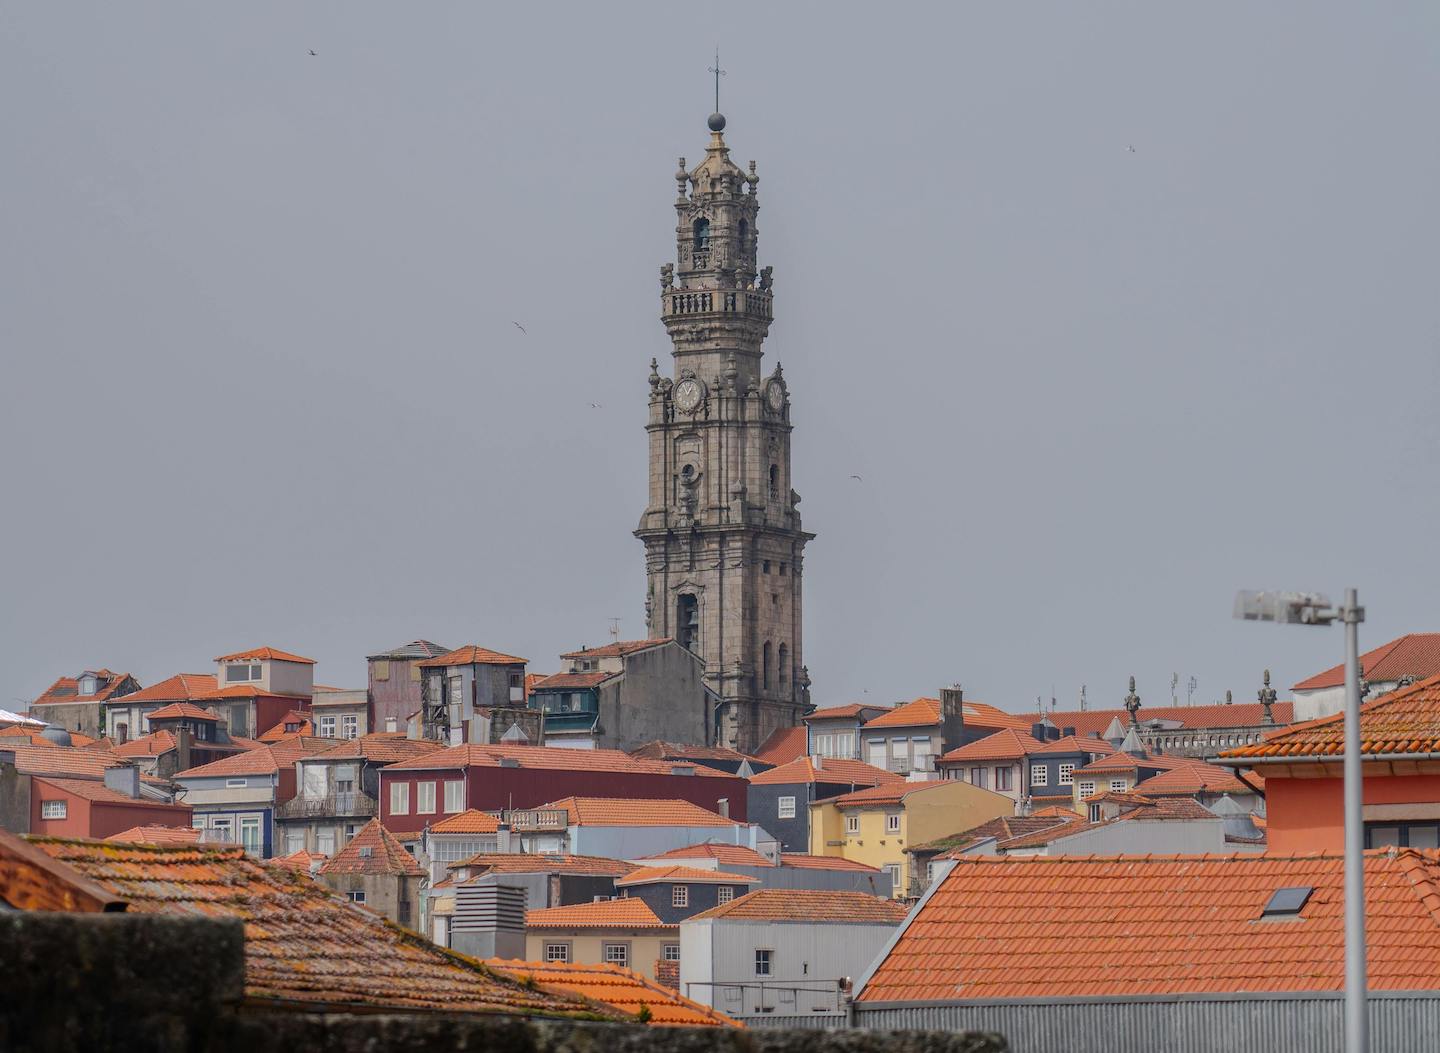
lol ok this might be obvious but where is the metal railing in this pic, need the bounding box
[683,979,847,1017]
[275,792,378,820]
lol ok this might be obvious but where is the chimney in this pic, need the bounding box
[1031,722,1048,740]
[939,684,965,754]
[716,797,729,818]
[497,822,514,853]
[175,726,193,774]
[450,880,527,961]
[1061,727,1076,739]
[103,763,141,800]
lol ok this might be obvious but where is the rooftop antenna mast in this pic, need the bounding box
[1079,684,1087,712]
[1187,675,1198,706]
[608,618,621,643]
[1171,672,1179,706]
[708,48,726,114]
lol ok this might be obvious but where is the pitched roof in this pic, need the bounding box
[453,853,636,877]
[1,742,130,779]
[804,703,883,722]
[382,743,734,778]
[318,819,425,877]
[526,898,672,930]
[615,865,759,887]
[271,848,327,871]
[1222,673,1440,762]
[749,756,903,787]
[1073,750,1184,776]
[830,781,955,808]
[1031,734,1120,757]
[146,702,221,722]
[195,685,307,701]
[429,809,502,834]
[1293,633,1440,691]
[690,888,909,923]
[366,640,452,661]
[1028,702,1297,739]
[546,797,737,827]
[859,850,1440,1001]
[1132,762,1252,796]
[778,853,881,873]
[31,776,183,806]
[752,725,808,765]
[485,960,739,1027]
[28,837,606,1018]
[174,737,331,779]
[106,825,202,845]
[961,702,1037,732]
[258,711,313,742]
[30,670,135,706]
[559,639,671,659]
[939,728,1047,763]
[913,816,1074,857]
[112,730,178,758]
[214,647,316,665]
[420,645,527,667]
[862,697,940,729]
[640,843,774,867]
[309,732,443,764]
[629,741,759,764]
[107,673,218,704]
[531,671,618,691]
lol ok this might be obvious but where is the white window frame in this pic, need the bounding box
[225,778,247,789]
[545,942,571,963]
[40,799,67,820]
[443,780,464,813]
[347,890,366,904]
[662,942,681,962]
[603,943,629,968]
[416,781,437,815]
[755,948,773,977]
[389,782,410,815]
[341,715,358,739]
[1058,762,1075,786]
[885,813,901,834]
[672,885,689,907]
[777,795,796,820]
[318,716,337,738]
[240,815,262,854]
[717,886,735,904]
[845,813,860,834]
[1078,780,1097,798]
[1031,764,1048,786]
[1109,779,1128,792]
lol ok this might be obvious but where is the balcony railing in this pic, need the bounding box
[661,288,772,321]
[501,808,568,831]
[275,792,378,820]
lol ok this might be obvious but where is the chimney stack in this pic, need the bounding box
[939,684,965,755]
[103,763,141,799]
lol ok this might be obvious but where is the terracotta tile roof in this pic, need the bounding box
[111,674,218,704]
[914,816,1074,857]
[453,853,636,877]
[1031,805,1082,819]
[523,673,548,697]
[366,640,452,661]
[804,703,881,722]
[939,728,1047,763]
[195,685,307,701]
[174,737,331,779]
[1029,702,1297,739]
[961,702,1037,732]
[1132,762,1251,796]
[429,809,502,834]
[1,742,130,779]
[112,730,178,758]
[830,781,954,808]
[860,850,1440,1001]
[319,819,425,877]
[258,711,313,742]
[145,701,222,722]
[526,898,672,930]
[690,888,909,923]
[106,825,202,845]
[615,865,759,887]
[862,698,940,729]
[750,756,903,787]
[752,725,808,765]
[546,797,737,827]
[0,727,100,748]
[272,848,327,871]
[486,960,739,1027]
[640,843,774,867]
[31,670,136,706]
[420,645,527,667]
[29,837,606,1018]
[1223,673,1440,762]
[383,743,735,778]
[778,853,881,872]
[559,639,672,659]
[1073,750,1184,776]
[1293,633,1440,691]
[1031,734,1119,757]
[629,741,759,764]
[311,732,443,764]
[214,647,316,665]
[993,798,1221,851]
[32,776,188,808]
[989,817,1094,850]
[531,671,617,691]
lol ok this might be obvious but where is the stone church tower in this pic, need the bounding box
[635,111,814,753]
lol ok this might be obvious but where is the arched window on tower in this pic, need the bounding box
[677,595,700,653]
[738,218,748,251]
[769,464,780,501]
[693,217,711,253]
[778,644,789,688]
[762,641,773,690]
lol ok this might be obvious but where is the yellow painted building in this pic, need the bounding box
[808,779,1013,898]
[523,897,677,980]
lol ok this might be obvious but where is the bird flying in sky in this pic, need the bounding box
[512,321,527,334]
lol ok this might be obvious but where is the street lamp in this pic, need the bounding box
[1234,588,1367,1053]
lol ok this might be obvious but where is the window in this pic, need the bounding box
[778,643,789,686]
[911,737,932,770]
[754,949,773,977]
[225,663,262,683]
[416,781,436,815]
[444,780,464,813]
[1078,780,1096,798]
[969,767,988,789]
[318,716,336,738]
[717,886,735,904]
[40,800,66,820]
[768,464,780,501]
[763,560,771,574]
[884,863,902,893]
[79,676,97,695]
[347,890,366,904]
[1261,886,1313,918]
[341,715,358,739]
[604,943,629,968]
[676,594,699,652]
[336,778,355,795]
[777,796,796,820]
[1109,779,1128,792]
[373,659,390,682]
[672,885,689,907]
[115,722,128,744]
[545,943,571,963]
[662,943,681,962]
[1031,764,1048,786]
[317,829,335,855]
[1058,762,1075,786]
[845,814,860,834]
[241,816,262,855]
[996,766,1014,791]
[762,641,772,689]
[692,217,710,252]
[390,782,410,815]
[779,563,788,576]
[284,829,304,855]
[885,813,902,834]
[866,739,886,768]
[1365,821,1440,849]
[226,778,247,789]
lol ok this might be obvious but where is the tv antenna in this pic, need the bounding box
[608,617,621,643]
[1170,672,1179,705]
[1079,684,1087,712]
[1187,675,1199,706]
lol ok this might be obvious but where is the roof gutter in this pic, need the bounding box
[1231,770,1266,800]
[1217,751,1440,768]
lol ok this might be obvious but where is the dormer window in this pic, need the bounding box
[79,676,97,695]
[692,217,711,253]
[225,663,262,683]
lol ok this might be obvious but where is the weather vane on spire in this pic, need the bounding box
[708,48,726,115]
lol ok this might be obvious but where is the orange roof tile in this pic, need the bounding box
[174,737,331,779]
[629,741,760,764]
[531,671,615,691]
[750,756,904,787]
[383,743,734,778]
[1073,750,1184,776]
[271,848,327,872]
[830,781,955,808]
[214,647,316,664]
[615,865,758,887]
[559,639,672,659]
[914,816,1074,857]
[319,818,425,877]
[862,698,941,729]
[1293,633,1440,691]
[526,898,672,930]
[1,742,131,779]
[111,674,218,704]
[30,670,136,706]
[112,730,178,758]
[690,888,908,923]
[546,797,737,827]
[1028,701,1297,739]
[106,825,202,845]
[146,702,221,722]
[640,843,774,867]
[31,777,189,809]
[428,809,501,834]
[453,853,636,877]
[195,685,307,701]
[420,645,528,667]
[804,703,882,722]
[486,960,739,1027]
[939,728,1047,763]
[1223,673,1440,762]
[961,702,1037,732]
[1132,762,1251,796]
[310,732,443,764]
[752,725,808,765]
[858,850,1440,1001]
[258,711,313,742]
[28,838,607,1018]
[777,853,881,872]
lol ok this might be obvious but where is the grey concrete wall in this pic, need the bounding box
[600,643,710,752]
[0,763,32,833]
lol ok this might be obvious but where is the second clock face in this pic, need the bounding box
[766,381,786,411]
[675,379,703,413]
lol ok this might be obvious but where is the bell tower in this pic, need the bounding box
[635,109,814,753]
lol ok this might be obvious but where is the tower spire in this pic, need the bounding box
[708,48,727,128]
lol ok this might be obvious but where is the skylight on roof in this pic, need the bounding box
[1261,886,1313,919]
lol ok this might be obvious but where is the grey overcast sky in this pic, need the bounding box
[3,3,1437,716]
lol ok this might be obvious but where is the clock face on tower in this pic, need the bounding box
[765,380,786,412]
[674,378,703,414]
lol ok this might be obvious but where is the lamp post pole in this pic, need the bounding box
[1342,587,1367,1053]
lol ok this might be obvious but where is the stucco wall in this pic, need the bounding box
[1267,773,1440,853]
[523,930,675,980]
[596,643,710,752]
